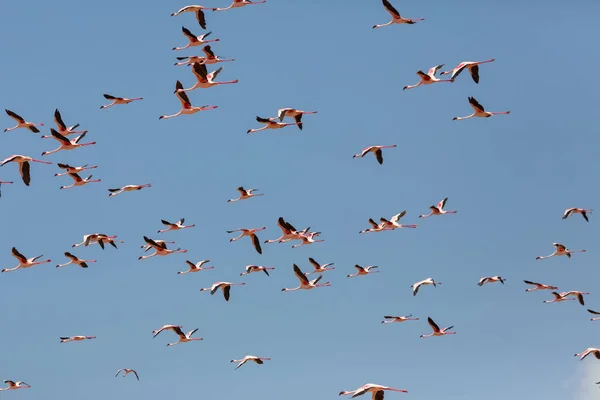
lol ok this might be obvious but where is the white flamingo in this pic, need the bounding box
[247,116,299,134]
[160,81,217,119]
[420,317,455,338]
[411,278,442,296]
[240,265,275,276]
[227,227,266,254]
[419,197,457,218]
[574,348,600,361]
[4,109,43,133]
[0,380,31,391]
[379,210,417,230]
[347,265,379,278]
[2,247,51,273]
[200,281,246,301]
[403,64,452,90]
[178,260,213,274]
[230,355,271,370]
[171,5,216,29]
[452,96,510,121]
[108,184,151,197]
[563,207,592,222]
[478,276,506,286]
[60,336,96,343]
[439,59,496,83]
[282,264,331,292]
[536,243,586,260]
[277,108,317,131]
[373,0,424,28]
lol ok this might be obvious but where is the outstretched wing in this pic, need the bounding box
[468,96,485,112]
[427,316,441,332]
[293,264,309,285]
[428,64,444,77]
[256,116,271,124]
[182,26,197,41]
[202,45,216,58]
[103,94,117,100]
[196,9,207,29]
[381,0,400,18]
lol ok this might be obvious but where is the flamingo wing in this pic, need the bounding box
[175,84,192,107]
[19,161,31,186]
[5,109,24,122]
[374,148,384,164]
[115,368,124,377]
[161,219,173,226]
[192,62,209,80]
[196,9,207,29]
[132,370,140,380]
[469,65,480,83]
[390,210,406,223]
[223,285,231,301]
[251,234,263,254]
[373,391,385,400]
[50,128,71,145]
[277,108,290,121]
[588,309,600,315]
[381,0,400,18]
[202,45,216,58]
[437,197,448,210]
[468,97,485,112]
[103,94,117,100]
[256,116,271,124]
[427,316,441,332]
[11,247,27,263]
[172,326,186,337]
[293,264,309,285]
[182,26,197,41]
[53,109,67,130]
[428,64,444,77]
[208,66,223,81]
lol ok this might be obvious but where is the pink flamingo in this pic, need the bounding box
[214,0,266,12]
[247,116,299,134]
[231,355,271,370]
[440,59,496,83]
[50,109,85,136]
[419,197,457,218]
[1,154,51,186]
[4,109,43,133]
[536,243,586,260]
[353,145,396,165]
[382,315,419,324]
[158,218,195,233]
[138,236,187,260]
[307,257,335,274]
[54,163,98,177]
[2,247,51,273]
[420,317,455,338]
[100,94,143,109]
[563,207,592,222]
[171,5,216,29]
[174,45,235,66]
[240,265,275,276]
[178,260,214,274]
[359,218,386,234]
[543,292,575,304]
[379,210,417,230]
[453,96,510,120]
[173,27,219,50]
[277,108,317,130]
[200,281,246,301]
[347,265,379,278]
[181,63,238,91]
[108,184,151,197]
[227,227,266,254]
[403,64,452,90]
[373,0,424,28]
[160,81,217,119]
[227,186,263,202]
[59,173,101,189]
[281,264,331,292]
[339,383,408,397]
[56,252,97,269]
[478,276,506,286]
[523,280,558,292]
[41,129,96,156]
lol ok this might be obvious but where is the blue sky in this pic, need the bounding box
[1,0,599,399]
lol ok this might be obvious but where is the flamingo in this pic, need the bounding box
[4,109,43,133]
[50,109,85,136]
[291,232,324,248]
[282,264,331,292]
[231,355,271,370]
[2,247,51,273]
[171,5,216,29]
[403,65,452,90]
[41,129,96,156]
[160,81,217,119]
[60,336,96,343]
[411,278,442,296]
[373,0,423,28]
[574,348,600,361]
[587,309,600,321]
[561,291,590,306]
[277,108,317,131]
[523,280,558,292]
[306,257,335,274]
[264,217,305,244]
[420,317,455,338]
[419,197,457,218]
[452,96,510,120]
[200,281,246,301]
[165,327,203,346]
[247,116,299,134]
[214,0,266,12]
[138,236,187,260]
[108,184,151,196]
[181,63,238,91]
[228,186,263,202]
[0,180,13,198]
[158,218,195,233]
[340,383,408,397]
[115,369,139,381]
[240,265,275,276]
[152,325,183,338]
[1,154,52,186]
[100,94,143,109]
[382,315,419,324]
[227,227,265,254]
[56,252,96,269]
[0,380,30,391]
[73,233,122,250]
[54,163,98,177]
[379,210,418,230]
[359,218,386,234]
[563,208,592,222]
[536,243,586,260]
[347,265,379,278]
[353,145,397,165]
[59,172,101,189]
[543,292,575,304]
[178,260,214,274]
[478,276,506,286]
[173,27,219,51]
[174,45,235,66]
[142,240,175,252]
[439,59,496,83]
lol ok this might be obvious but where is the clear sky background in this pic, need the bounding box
[1,0,599,399]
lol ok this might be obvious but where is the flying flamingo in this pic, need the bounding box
[373,0,424,28]
[353,145,397,165]
[478,276,506,286]
[291,232,324,248]
[138,236,187,260]
[277,108,317,130]
[41,129,96,156]
[536,243,586,260]
[227,227,265,254]
[60,336,96,343]
[214,0,266,12]
[574,348,600,361]
[382,315,419,324]
[419,197,457,218]
[2,247,51,273]
[306,257,335,274]
[100,94,143,109]
[339,383,408,397]
[563,208,592,222]
[171,5,216,29]
[420,317,455,338]
[4,109,43,133]
[227,186,263,202]
[240,265,275,276]
[142,240,175,252]
[543,292,575,304]
[587,309,600,321]
[158,218,195,233]
[178,260,213,274]
[359,218,386,234]
[160,81,217,119]
[231,355,271,370]
[181,63,238,91]
[247,116,299,134]
[0,380,31,391]
[282,264,331,292]
[54,163,98,177]
[411,278,442,296]
[108,184,151,196]
[347,265,379,278]
[59,172,101,189]
[174,45,235,66]
[523,280,558,292]
[165,327,203,346]
[173,27,219,50]
[73,233,122,250]
[115,369,139,381]
[1,154,52,186]
[51,109,85,136]
[403,65,452,90]
[56,252,96,269]
[379,210,417,230]
[264,217,304,244]
[200,281,246,301]
[439,59,496,83]
[152,325,183,338]
[561,291,590,306]
[452,96,510,121]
